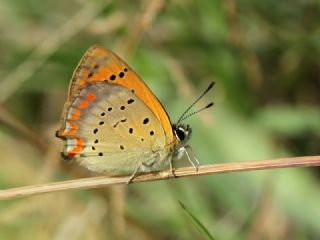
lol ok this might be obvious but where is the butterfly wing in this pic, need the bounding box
[64,45,174,144]
[58,82,170,175]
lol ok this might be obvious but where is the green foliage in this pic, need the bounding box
[179,201,215,240]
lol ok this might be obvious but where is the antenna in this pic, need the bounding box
[178,102,214,123]
[177,81,215,124]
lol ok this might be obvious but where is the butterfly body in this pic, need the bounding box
[56,46,200,178]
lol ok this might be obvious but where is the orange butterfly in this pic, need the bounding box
[56,46,214,182]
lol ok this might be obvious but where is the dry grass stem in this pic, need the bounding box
[116,0,165,56]
[0,1,111,103]
[0,105,48,152]
[0,155,319,201]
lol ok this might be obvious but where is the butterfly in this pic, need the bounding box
[56,45,214,183]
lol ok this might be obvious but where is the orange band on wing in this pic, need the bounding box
[89,73,107,82]
[86,92,96,101]
[67,137,84,156]
[59,121,78,136]
[78,80,86,87]
[79,100,89,109]
[69,109,81,120]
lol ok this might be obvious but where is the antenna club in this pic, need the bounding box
[207,81,215,91]
[206,102,214,108]
[177,81,215,123]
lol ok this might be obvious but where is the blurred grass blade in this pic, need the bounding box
[179,201,215,240]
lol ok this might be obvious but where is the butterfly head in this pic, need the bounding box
[173,124,192,144]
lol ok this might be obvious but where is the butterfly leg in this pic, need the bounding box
[127,164,142,185]
[126,156,158,184]
[168,155,177,178]
[184,145,200,171]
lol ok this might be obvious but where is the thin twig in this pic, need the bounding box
[0,156,319,201]
[223,0,264,90]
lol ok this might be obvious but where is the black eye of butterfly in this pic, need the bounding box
[175,128,186,141]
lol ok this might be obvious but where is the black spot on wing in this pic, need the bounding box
[143,118,149,124]
[88,71,94,78]
[61,152,72,161]
[109,74,116,81]
[127,99,134,104]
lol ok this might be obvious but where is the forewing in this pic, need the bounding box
[65,45,174,143]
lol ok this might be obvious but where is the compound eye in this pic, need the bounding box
[175,128,186,141]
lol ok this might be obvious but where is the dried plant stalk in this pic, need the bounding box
[0,155,319,201]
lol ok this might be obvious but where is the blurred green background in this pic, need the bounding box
[0,0,319,239]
